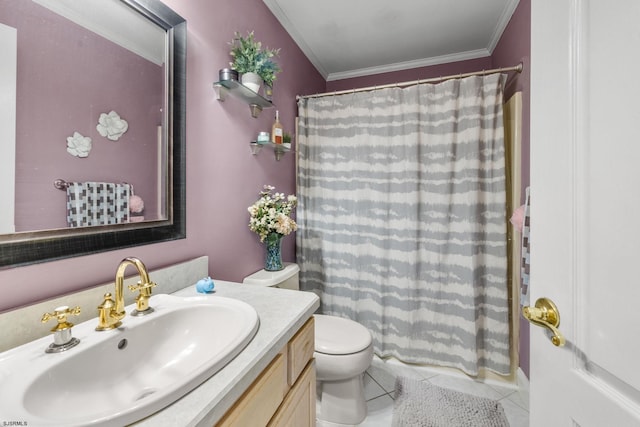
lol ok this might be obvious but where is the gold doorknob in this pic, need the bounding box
[522,297,565,347]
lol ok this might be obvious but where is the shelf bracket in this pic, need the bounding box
[249,104,262,118]
[213,84,227,101]
[274,146,285,161]
[249,143,262,155]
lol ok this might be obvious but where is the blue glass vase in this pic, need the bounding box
[264,233,284,271]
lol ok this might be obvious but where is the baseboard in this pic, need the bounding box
[516,368,530,392]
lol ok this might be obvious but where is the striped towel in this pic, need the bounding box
[66,182,130,227]
[520,187,531,307]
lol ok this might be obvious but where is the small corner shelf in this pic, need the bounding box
[250,141,291,161]
[213,79,274,118]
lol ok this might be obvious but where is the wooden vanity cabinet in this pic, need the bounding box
[217,317,316,427]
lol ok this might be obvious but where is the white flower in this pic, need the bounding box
[97,110,129,141]
[66,132,92,158]
[248,185,297,242]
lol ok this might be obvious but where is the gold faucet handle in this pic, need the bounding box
[128,280,157,294]
[41,305,81,332]
[128,281,157,316]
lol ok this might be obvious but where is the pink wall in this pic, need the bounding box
[2,0,163,231]
[493,0,530,197]
[0,0,325,313]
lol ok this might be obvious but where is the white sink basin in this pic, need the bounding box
[0,294,259,426]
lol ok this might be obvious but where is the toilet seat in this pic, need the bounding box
[314,314,372,355]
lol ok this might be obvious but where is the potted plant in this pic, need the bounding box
[282,132,292,148]
[229,31,281,94]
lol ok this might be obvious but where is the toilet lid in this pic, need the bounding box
[314,314,372,355]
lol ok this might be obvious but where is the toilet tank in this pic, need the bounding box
[242,262,300,290]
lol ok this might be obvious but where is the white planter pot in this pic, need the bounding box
[241,72,262,93]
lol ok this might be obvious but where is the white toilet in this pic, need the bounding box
[243,263,374,426]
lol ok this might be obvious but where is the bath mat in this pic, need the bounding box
[391,376,510,427]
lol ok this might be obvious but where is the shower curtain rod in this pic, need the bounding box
[296,62,523,100]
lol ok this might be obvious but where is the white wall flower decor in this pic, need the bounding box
[66,131,92,158]
[96,110,128,141]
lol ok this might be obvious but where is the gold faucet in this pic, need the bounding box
[96,257,157,331]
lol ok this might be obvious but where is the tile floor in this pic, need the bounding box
[322,355,530,426]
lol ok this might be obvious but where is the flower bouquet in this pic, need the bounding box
[248,185,297,270]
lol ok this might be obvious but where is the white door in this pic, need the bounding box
[530,0,640,425]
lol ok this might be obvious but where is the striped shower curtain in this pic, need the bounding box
[296,74,510,375]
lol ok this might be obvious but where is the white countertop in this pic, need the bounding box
[132,279,319,426]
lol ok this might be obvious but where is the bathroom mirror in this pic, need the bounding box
[0,0,186,267]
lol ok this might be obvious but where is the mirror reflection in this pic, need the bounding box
[1,0,168,234]
[0,0,186,268]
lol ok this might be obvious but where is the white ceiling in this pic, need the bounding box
[263,0,520,81]
[33,0,165,65]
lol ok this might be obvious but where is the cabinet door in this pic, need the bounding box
[268,360,316,427]
[217,352,288,427]
[287,317,314,385]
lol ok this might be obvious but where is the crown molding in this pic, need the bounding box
[326,49,491,82]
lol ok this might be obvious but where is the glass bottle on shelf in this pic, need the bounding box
[271,110,283,144]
